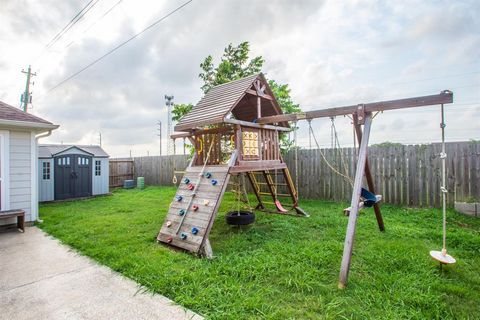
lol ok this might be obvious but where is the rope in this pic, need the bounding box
[308,121,354,187]
[293,121,299,196]
[331,118,351,186]
[172,138,177,184]
[175,137,216,234]
[440,103,448,255]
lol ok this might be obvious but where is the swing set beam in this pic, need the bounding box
[256,90,453,124]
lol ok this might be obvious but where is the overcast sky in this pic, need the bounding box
[1,0,479,157]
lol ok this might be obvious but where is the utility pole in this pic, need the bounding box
[165,95,174,155]
[21,65,36,112]
[157,120,162,156]
[98,132,102,146]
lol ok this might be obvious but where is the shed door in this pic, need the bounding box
[54,155,92,200]
[74,155,92,197]
[54,155,74,200]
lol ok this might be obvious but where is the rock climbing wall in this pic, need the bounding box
[157,166,231,254]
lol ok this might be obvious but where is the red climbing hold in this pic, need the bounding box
[166,236,173,243]
[187,183,195,191]
[192,205,199,211]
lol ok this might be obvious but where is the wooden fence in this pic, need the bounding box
[119,141,479,207]
[109,158,134,187]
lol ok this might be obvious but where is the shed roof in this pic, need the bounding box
[175,73,286,131]
[0,100,58,130]
[38,144,109,158]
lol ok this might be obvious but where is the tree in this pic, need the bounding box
[173,41,301,152]
[171,103,193,122]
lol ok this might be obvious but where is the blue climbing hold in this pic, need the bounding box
[179,209,186,216]
[175,195,183,202]
[183,178,190,184]
[191,227,199,235]
[180,232,187,240]
[205,172,212,179]
[211,179,218,186]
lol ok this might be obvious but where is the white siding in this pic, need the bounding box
[1,130,33,225]
[92,158,109,195]
[38,159,54,201]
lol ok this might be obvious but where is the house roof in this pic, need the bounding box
[0,100,58,130]
[175,73,286,131]
[38,144,109,158]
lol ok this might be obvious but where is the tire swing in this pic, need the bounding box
[430,104,456,266]
[226,173,255,226]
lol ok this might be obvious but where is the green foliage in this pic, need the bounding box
[171,103,193,122]
[172,42,301,153]
[39,187,480,319]
[371,141,404,148]
[199,42,264,93]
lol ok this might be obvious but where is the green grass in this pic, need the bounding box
[38,187,480,319]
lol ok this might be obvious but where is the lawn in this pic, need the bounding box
[38,187,480,319]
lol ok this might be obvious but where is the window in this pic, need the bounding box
[42,162,50,180]
[95,160,101,176]
[242,130,260,160]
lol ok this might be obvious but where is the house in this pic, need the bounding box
[0,100,58,226]
[38,144,109,201]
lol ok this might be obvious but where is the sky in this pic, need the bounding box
[0,0,479,157]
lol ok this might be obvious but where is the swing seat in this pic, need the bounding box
[429,250,456,264]
[274,200,289,213]
[361,188,381,207]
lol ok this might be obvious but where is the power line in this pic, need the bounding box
[44,0,94,49]
[65,0,125,49]
[46,0,102,50]
[46,0,193,94]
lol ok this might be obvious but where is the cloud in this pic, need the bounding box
[0,0,478,157]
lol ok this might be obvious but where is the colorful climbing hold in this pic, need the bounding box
[180,232,188,240]
[203,199,210,206]
[191,227,199,235]
[192,205,199,211]
[187,183,195,190]
[175,195,183,202]
[179,209,186,216]
[166,221,172,227]
[183,178,190,184]
[166,236,173,243]
[205,172,212,178]
[211,179,218,186]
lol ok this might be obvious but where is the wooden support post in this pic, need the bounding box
[246,172,265,209]
[338,113,372,289]
[353,114,385,232]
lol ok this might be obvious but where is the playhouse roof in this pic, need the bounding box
[175,73,287,131]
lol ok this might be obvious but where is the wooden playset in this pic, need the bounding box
[157,74,307,258]
[157,72,455,288]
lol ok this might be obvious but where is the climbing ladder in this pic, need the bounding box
[246,168,307,216]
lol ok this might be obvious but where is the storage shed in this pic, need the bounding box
[38,144,109,201]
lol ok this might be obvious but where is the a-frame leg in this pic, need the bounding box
[339,113,373,289]
[354,115,385,232]
[246,172,265,209]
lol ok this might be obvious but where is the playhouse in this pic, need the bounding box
[157,73,306,257]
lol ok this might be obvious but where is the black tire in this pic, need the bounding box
[226,211,255,226]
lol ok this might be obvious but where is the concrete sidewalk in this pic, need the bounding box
[0,227,202,320]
